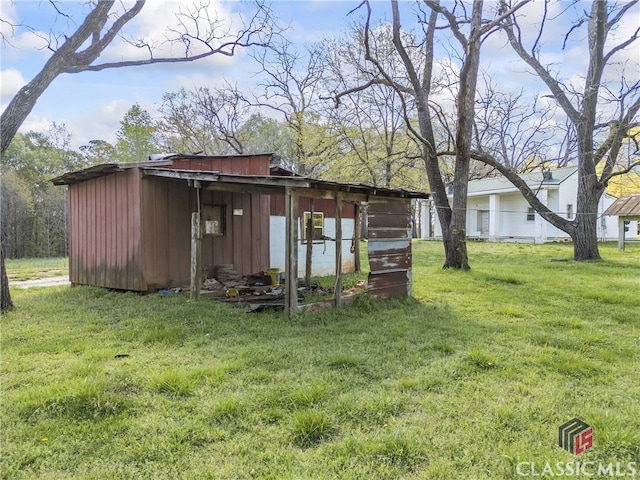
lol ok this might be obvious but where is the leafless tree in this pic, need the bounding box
[472,0,640,260]
[471,73,558,173]
[250,38,340,176]
[158,83,252,155]
[321,26,424,189]
[0,0,274,312]
[336,0,529,269]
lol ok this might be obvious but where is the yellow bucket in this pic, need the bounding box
[266,268,280,286]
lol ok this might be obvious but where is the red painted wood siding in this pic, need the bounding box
[139,177,271,290]
[68,168,144,290]
[169,155,271,175]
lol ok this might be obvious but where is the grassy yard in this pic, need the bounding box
[4,257,68,281]
[1,242,639,479]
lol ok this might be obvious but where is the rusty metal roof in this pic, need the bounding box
[52,158,430,200]
[51,161,172,185]
[142,168,429,200]
[603,195,640,218]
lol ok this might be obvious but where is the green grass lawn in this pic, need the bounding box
[1,242,639,479]
[4,257,68,281]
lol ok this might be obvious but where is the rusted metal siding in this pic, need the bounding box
[169,154,271,175]
[69,168,144,290]
[367,199,412,299]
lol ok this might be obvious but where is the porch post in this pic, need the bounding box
[354,203,361,273]
[285,187,299,319]
[489,194,500,241]
[190,212,202,300]
[305,198,314,287]
[534,190,548,244]
[335,194,343,308]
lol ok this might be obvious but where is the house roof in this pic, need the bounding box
[51,159,429,200]
[603,195,640,218]
[466,167,578,196]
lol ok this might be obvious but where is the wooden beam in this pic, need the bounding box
[305,198,314,287]
[285,187,299,319]
[207,183,286,197]
[290,187,368,203]
[618,217,626,252]
[335,194,343,308]
[190,212,202,300]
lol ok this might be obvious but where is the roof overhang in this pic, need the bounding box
[603,195,640,219]
[51,161,430,201]
[141,168,429,201]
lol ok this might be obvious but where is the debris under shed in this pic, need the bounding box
[175,263,367,314]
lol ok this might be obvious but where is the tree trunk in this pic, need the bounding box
[572,219,600,261]
[572,178,601,261]
[1,245,14,313]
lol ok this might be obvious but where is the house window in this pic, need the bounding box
[202,205,225,236]
[302,211,324,242]
[526,207,535,222]
[566,204,574,220]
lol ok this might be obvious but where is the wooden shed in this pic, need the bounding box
[52,154,429,318]
[604,195,640,251]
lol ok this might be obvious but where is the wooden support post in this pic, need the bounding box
[335,194,343,308]
[285,188,299,319]
[190,212,202,300]
[618,217,625,252]
[305,198,314,287]
[354,203,361,273]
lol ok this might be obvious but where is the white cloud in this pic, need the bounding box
[19,112,51,135]
[69,99,135,147]
[0,68,26,102]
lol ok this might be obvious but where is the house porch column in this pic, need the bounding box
[489,194,500,241]
[534,190,548,244]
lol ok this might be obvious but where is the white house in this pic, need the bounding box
[430,167,635,243]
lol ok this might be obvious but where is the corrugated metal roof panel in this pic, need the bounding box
[367,200,412,300]
[603,195,640,217]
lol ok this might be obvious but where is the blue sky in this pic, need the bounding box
[1,1,378,148]
[1,1,638,151]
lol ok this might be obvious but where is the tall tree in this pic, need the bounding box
[322,26,425,190]
[0,0,274,312]
[338,0,528,269]
[251,39,339,176]
[473,0,640,260]
[115,104,159,162]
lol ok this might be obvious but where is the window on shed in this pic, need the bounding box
[566,204,574,220]
[202,205,225,236]
[302,211,324,242]
[526,207,535,222]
